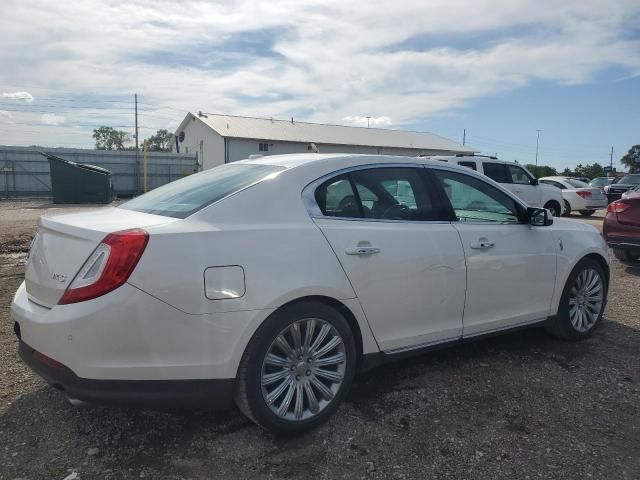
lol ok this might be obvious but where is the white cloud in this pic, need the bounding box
[2,91,34,102]
[40,113,65,125]
[342,116,392,127]
[0,0,638,147]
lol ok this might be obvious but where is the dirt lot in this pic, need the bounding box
[1,200,639,480]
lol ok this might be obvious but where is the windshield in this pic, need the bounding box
[618,174,640,185]
[120,163,285,218]
[589,177,613,186]
[566,178,588,188]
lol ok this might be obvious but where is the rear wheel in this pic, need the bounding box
[545,201,562,217]
[235,300,356,432]
[613,248,639,263]
[579,210,596,216]
[561,200,572,217]
[545,258,607,340]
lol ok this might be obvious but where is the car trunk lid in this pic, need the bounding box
[25,207,177,308]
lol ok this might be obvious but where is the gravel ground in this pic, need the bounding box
[0,200,638,480]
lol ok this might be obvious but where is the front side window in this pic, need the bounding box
[120,163,284,218]
[314,167,437,221]
[540,179,566,190]
[508,165,533,185]
[482,162,510,183]
[433,169,521,223]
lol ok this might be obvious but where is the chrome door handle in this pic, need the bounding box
[470,241,495,249]
[345,246,380,255]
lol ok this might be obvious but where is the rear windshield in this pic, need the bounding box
[119,163,285,218]
[589,177,613,186]
[566,178,588,188]
[619,174,640,185]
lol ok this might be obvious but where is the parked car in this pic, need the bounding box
[605,173,640,203]
[589,177,616,188]
[622,183,640,200]
[539,176,608,216]
[603,193,640,263]
[573,176,591,184]
[12,154,609,432]
[432,155,565,216]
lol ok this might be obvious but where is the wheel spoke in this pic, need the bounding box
[313,352,345,367]
[265,353,289,367]
[309,324,331,354]
[303,319,316,352]
[290,322,303,353]
[275,335,294,358]
[303,381,320,414]
[277,382,296,417]
[312,336,342,359]
[262,369,290,386]
[267,376,292,405]
[310,376,334,400]
[294,383,304,420]
[315,368,343,383]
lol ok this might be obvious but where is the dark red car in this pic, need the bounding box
[603,193,640,262]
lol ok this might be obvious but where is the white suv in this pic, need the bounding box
[430,155,565,216]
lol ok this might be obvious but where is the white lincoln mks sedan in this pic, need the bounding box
[12,154,610,432]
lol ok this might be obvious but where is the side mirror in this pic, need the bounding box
[530,178,539,186]
[528,207,553,226]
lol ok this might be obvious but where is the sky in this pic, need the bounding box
[0,0,639,171]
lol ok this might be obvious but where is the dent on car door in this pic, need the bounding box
[310,166,466,352]
[432,168,557,336]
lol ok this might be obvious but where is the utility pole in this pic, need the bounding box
[366,116,371,128]
[535,129,541,166]
[463,128,466,146]
[134,93,140,194]
[610,146,614,171]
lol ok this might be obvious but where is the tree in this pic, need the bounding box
[144,129,174,152]
[524,164,558,178]
[620,145,640,173]
[561,168,574,176]
[93,126,130,150]
[573,163,604,179]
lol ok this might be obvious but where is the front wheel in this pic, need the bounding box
[234,300,356,432]
[545,258,607,340]
[579,210,596,216]
[544,201,562,217]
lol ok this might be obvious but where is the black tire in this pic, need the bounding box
[545,201,562,217]
[579,210,596,216]
[562,200,572,217]
[545,258,607,340]
[613,248,639,263]
[234,300,356,433]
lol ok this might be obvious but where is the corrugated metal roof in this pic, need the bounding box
[184,113,473,153]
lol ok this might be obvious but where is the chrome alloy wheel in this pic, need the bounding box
[568,268,604,332]
[260,318,346,421]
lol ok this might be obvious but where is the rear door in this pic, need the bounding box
[310,165,466,352]
[430,167,557,336]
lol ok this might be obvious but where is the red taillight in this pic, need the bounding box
[576,191,592,198]
[58,228,149,305]
[607,201,630,213]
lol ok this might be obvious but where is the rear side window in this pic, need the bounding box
[458,161,477,171]
[540,179,566,190]
[120,164,285,218]
[482,163,510,183]
[314,167,438,221]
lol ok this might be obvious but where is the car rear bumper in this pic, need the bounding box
[17,338,235,408]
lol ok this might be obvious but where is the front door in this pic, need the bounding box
[311,165,466,352]
[431,168,557,337]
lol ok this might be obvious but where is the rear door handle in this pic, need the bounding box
[470,241,495,249]
[345,246,380,255]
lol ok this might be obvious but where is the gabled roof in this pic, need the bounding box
[177,113,473,153]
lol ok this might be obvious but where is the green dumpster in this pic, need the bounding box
[43,153,114,204]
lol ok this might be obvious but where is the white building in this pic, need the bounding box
[174,112,473,170]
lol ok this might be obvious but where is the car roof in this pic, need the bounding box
[234,153,476,173]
